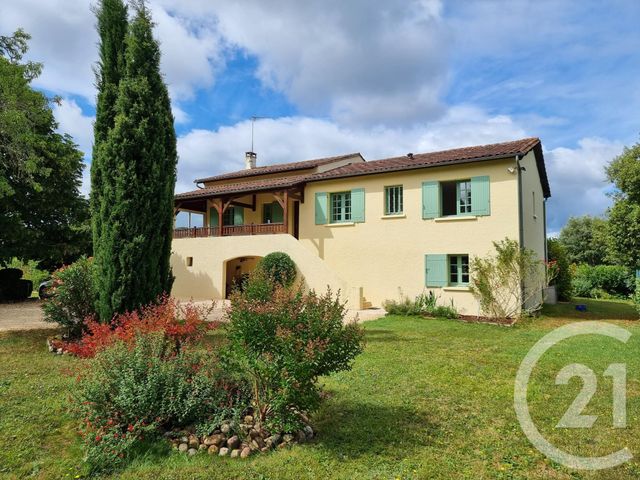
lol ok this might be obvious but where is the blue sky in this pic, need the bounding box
[2,0,639,234]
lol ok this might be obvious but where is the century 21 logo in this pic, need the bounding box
[514,322,633,470]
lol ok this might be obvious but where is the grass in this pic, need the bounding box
[0,298,638,479]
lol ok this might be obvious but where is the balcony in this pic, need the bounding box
[174,222,288,239]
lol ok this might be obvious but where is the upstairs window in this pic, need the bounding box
[449,254,470,286]
[441,180,471,216]
[263,202,284,223]
[330,191,352,223]
[384,185,403,215]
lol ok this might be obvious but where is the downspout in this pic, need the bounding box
[516,154,525,311]
[516,154,524,249]
[543,197,548,262]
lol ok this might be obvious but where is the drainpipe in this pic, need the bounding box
[516,154,525,311]
[543,197,548,262]
[516,154,524,250]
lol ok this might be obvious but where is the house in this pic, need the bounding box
[171,137,550,314]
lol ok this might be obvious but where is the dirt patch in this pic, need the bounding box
[0,299,55,332]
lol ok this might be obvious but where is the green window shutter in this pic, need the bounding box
[351,188,365,223]
[315,192,328,225]
[234,207,244,225]
[471,175,490,216]
[422,181,440,219]
[209,208,219,227]
[272,201,284,223]
[425,254,448,287]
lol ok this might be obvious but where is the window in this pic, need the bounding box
[186,257,193,267]
[263,202,284,223]
[222,207,235,226]
[384,185,403,215]
[449,255,469,285]
[330,192,352,223]
[441,180,471,216]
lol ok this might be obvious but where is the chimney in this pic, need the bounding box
[245,151,257,170]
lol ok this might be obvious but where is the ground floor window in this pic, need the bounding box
[449,254,470,285]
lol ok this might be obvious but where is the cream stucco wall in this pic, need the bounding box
[297,158,522,314]
[172,154,549,315]
[171,234,360,305]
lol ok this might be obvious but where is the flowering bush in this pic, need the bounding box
[74,333,250,473]
[61,295,216,358]
[225,271,364,432]
[42,256,97,338]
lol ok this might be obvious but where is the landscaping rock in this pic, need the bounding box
[178,443,188,453]
[282,434,294,444]
[180,436,189,444]
[227,435,241,450]
[296,430,306,444]
[218,447,229,456]
[187,448,197,456]
[204,433,224,446]
[198,444,207,451]
[243,415,254,424]
[207,445,219,455]
[230,449,240,458]
[220,423,231,434]
[240,447,251,458]
[188,434,199,449]
[304,425,314,440]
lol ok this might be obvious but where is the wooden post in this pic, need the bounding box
[283,190,289,234]
[214,199,223,236]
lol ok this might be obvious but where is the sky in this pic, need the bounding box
[2,0,639,235]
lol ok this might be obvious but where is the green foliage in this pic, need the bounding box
[546,238,572,301]
[605,139,640,269]
[0,30,89,269]
[469,238,547,319]
[93,4,178,320]
[42,257,97,338]
[571,264,635,299]
[258,251,297,287]
[383,290,458,319]
[226,273,364,432]
[91,0,127,292]
[606,199,640,270]
[74,333,250,473]
[558,216,609,266]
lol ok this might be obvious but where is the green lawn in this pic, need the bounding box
[1,299,638,479]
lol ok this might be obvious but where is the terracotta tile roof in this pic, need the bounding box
[194,152,361,184]
[308,137,550,197]
[176,137,549,201]
[175,173,311,200]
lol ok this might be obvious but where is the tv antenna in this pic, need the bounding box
[250,116,268,152]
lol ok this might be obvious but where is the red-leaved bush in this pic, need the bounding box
[61,295,217,358]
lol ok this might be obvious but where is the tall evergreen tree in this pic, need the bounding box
[91,0,128,291]
[95,2,177,320]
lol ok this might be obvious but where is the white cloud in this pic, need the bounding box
[545,137,623,231]
[175,107,527,193]
[161,0,449,126]
[52,98,94,156]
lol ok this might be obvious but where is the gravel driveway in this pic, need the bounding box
[0,299,55,332]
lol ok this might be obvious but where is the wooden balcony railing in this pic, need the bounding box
[173,223,287,239]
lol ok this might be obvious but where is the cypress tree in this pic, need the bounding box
[91,0,128,314]
[95,1,177,320]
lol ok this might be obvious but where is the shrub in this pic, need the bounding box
[61,296,215,358]
[74,333,250,473]
[42,256,96,337]
[547,238,572,301]
[258,252,297,287]
[226,272,364,432]
[469,238,548,320]
[383,290,458,319]
[571,264,635,298]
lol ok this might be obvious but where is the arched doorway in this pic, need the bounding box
[224,256,262,298]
